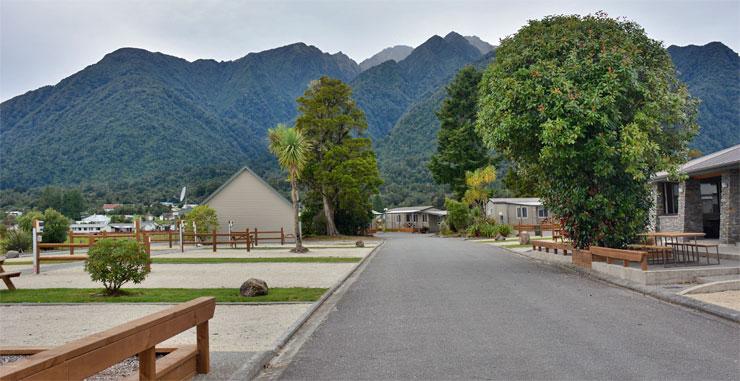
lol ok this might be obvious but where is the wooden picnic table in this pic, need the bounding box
[0,256,21,291]
[638,231,705,246]
[637,232,711,265]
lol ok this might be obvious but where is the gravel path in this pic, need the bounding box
[0,304,311,352]
[11,262,356,288]
[279,233,740,380]
[688,290,740,311]
[153,247,372,259]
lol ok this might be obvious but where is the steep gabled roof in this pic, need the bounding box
[201,166,292,207]
[653,144,740,181]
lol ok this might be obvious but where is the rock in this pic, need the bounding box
[355,240,365,247]
[518,231,531,245]
[494,234,505,241]
[4,250,19,259]
[240,278,268,297]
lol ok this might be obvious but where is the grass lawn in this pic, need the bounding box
[151,257,361,264]
[499,243,532,249]
[0,287,327,303]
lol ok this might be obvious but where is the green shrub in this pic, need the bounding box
[466,220,498,238]
[495,224,513,237]
[16,209,69,243]
[439,221,452,236]
[85,239,150,295]
[444,198,471,232]
[0,229,32,254]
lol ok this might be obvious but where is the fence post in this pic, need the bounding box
[135,219,141,242]
[254,228,258,247]
[138,346,156,380]
[246,228,251,252]
[281,227,285,245]
[168,231,172,248]
[212,229,217,253]
[179,223,184,253]
[68,229,74,256]
[196,321,210,373]
[145,236,151,272]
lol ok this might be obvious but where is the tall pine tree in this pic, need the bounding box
[429,66,490,199]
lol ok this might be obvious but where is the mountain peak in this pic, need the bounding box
[359,45,414,71]
[464,35,495,54]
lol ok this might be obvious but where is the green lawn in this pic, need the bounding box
[151,257,360,264]
[0,287,327,303]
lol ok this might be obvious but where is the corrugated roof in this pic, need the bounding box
[201,166,292,207]
[385,206,434,214]
[488,198,542,206]
[653,144,740,181]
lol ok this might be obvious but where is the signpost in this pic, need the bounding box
[32,220,44,274]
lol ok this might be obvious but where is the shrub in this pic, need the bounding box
[439,221,452,236]
[0,229,32,254]
[496,224,513,237]
[16,208,69,243]
[184,205,219,236]
[444,198,471,232]
[466,220,498,238]
[85,239,150,295]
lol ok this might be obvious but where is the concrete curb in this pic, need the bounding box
[226,240,386,380]
[678,279,740,295]
[502,246,740,324]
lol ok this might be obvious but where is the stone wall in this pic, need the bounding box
[653,181,683,232]
[720,169,739,244]
[683,179,704,233]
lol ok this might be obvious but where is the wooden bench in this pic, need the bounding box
[590,246,648,271]
[531,240,573,255]
[627,244,673,264]
[0,257,21,291]
[0,297,216,381]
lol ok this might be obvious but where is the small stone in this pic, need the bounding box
[355,240,365,247]
[4,250,19,259]
[518,231,531,245]
[494,234,505,241]
[240,278,268,297]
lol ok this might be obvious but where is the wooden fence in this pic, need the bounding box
[0,297,216,381]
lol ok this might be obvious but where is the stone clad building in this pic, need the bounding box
[650,144,739,244]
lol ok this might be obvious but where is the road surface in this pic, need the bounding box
[278,233,739,380]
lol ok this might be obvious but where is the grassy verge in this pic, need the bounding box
[499,243,532,249]
[151,257,360,264]
[0,288,327,303]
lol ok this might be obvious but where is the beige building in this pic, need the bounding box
[383,206,447,233]
[202,166,293,234]
[485,198,549,225]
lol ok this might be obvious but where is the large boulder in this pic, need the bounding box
[518,231,531,245]
[4,250,20,259]
[240,278,268,297]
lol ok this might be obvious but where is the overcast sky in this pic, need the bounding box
[1,0,738,102]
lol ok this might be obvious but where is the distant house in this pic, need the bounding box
[70,214,111,233]
[650,144,739,244]
[202,166,293,234]
[105,223,135,233]
[6,211,23,217]
[102,204,122,213]
[486,198,549,225]
[383,206,447,233]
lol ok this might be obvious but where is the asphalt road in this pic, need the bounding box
[279,233,739,380]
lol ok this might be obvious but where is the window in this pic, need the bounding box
[662,182,679,215]
[516,207,528,218]
[422,214,427,222]
[397,215,400,222]
[406,214,411,222]
[538,208,548,218]
[413,214,418,222]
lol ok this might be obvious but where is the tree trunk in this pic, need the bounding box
[322,190,339,236]
[290,172,307,252]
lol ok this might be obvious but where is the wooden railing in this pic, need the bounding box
[0,297,216,381]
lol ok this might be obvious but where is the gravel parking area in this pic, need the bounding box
[687,290,740,311]
[10,262,356,288]
[154,246,373,259]
[0,303,311,352]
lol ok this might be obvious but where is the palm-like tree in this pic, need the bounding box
[268,124,311,253]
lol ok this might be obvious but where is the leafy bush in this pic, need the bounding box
[495,224,513,237]
[85,239,150,295]
[0,229,32,254]
[184,205,219,239]
[466,220,498,238]
[444,198,471,232]
[17,209,69,243]
[439,221,452,236]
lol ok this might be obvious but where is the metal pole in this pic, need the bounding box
[32,222,39,275]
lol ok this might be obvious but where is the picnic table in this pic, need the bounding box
[634,232,719,266]
[0,256,21,290]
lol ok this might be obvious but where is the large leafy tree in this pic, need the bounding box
[296,77,382,236]
[477,13,698,249]
[429,66,490,199]
[269,124,311,253]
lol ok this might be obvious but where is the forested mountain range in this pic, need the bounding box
[1,34,738,210]
[359,45,414,71]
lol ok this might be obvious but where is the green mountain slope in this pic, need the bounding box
[1,44,360,200]
[668,42,740,153]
